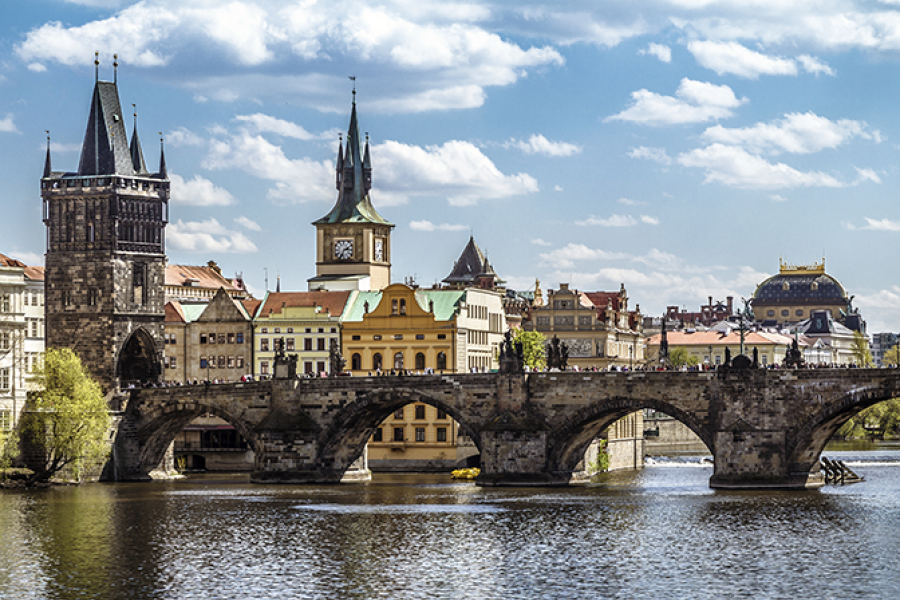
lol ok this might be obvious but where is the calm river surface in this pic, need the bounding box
[3,446,900,600]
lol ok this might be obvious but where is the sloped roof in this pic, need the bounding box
[24,266,45,282]
[0,253,26,268]
[443,236,505,285]
[584,291,621,311]
[165,263,242,292]
[165,301,186,323]
[77,80,136,176]
[257,291,352,319]
[242,299,262,319]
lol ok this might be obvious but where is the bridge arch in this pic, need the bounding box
[133,393,262,476]
[787,383,900,472]
[316,387,483,478]
[117,327,160,385]
[547,396,714,475]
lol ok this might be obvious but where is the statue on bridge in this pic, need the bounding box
[546,335,569,370]
[498,330,524,374]
[784,338,805,368]
[273,337,298,379]
[329,339,346,376]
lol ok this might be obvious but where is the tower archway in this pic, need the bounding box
[117,328,160,385]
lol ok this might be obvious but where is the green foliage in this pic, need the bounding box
[24,348,111,483]
[837,398,900,439]
[0,428,19,469]
[668,347,699,368]
[850,331,873,367]
[883,345,900,368]
[589,440,609,474]
[514,329,547,370]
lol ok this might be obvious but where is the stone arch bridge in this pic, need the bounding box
[111,369,900,490]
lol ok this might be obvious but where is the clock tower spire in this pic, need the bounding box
[309,88,394,291]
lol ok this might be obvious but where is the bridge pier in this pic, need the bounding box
[708,427,825,490]
[477,409,569,487]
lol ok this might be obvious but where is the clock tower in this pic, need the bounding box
[309,90,394,291]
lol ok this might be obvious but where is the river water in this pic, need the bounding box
[3,446,900,600]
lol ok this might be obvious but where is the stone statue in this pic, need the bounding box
[499,330,524,374]
[546,335,568,370]
[724,347,732,367]
[329,339,346,376]
[363,300,369,314]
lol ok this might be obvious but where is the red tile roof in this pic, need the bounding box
[258,291,352,318]
[166,263,242,291]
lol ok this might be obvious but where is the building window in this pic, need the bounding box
[1,368,10,390]
[352,335,361,341]
[796,309,804,317]
[287,328,294,334]
[437,352,447,371]
[260,361,269,375]
[0,332,9,351]
[373,335,381,341]
[218,356,226,369]
[394,408,404,420]
[781,310,790,317]
[260,339,269,352]
[393,427,405,442]
[304,361,313,374]
[286,338,295,351]
[200,333,207,344]
[392,299,398,315]
[200,358,208,369]
[352,353,361,370]
[394,334,403,340]
[274,328,281,334]
[218,333,226,345]
[316,361,325,373]
[0,294,9,313]
[400,299,407,315]
[394,352,404,370]
[237,356,244,369]
[373,353,382,371]
[317,338,326,351]
[236,332,244,344]
[437,334,446,340]
[228,356,235,368]
[209,332,217,345]
[373,428,383,442]
[415,427,425,442]
[415,352,425,370]
[261,328,268,334]
[228,333,235,344]
[415,405,426,420]
[318,328,324,334]
[304,338,312,351]
[330,327,337,333]
[767,310,775,317]
[437,427,447,442]
[0,410,10,431]
[437,409,447,420]
[89,288,99,306]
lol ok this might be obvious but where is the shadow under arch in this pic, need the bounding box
[117,328,160,385]
[133,397,262,476]
[547,396,714,474]
[787,383,900,472]
[316,387,483,478]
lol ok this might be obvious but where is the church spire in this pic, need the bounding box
[157,133,167,179]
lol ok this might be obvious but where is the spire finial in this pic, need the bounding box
[43,130,52,178]
[113,53,118,83]
[158,132,167,178]
[94,51,99,81]
[349,75,356,102]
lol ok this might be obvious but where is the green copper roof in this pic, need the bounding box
[415,290,465,321]
[314,95,393,226]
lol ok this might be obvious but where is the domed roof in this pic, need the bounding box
[752,261,847,305]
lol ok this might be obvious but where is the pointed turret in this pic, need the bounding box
[158,136,167,179]
[129,109,148,174]
[443,235,506,289]
[314,91,391,226]
[43,133,52,179]
[335,135,344,189]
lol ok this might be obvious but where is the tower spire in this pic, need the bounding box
[130,103,147,174]
[43,130,52,178]
[158,133,167,179]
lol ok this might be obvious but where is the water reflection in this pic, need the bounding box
[3,460,900,599]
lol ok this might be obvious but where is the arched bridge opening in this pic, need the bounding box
[547,396,714,478]
[317,388,484,481]
[117,328,160,386]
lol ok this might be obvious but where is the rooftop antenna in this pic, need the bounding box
[94,51,99,81]
[113,53,118,83]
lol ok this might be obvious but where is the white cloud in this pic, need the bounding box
[605,78,746,125]
[576,214,638,227]
[27,63,47,72]
[48,142,82,153]
[235,113,336,141]
[640,215,660,225]
[617,197,646,206]
[167,127,205,147]
[531,238,552,246]
[234,216,261,231]
[7,250,43,266]
[639,42,671,62]
[628,146,671,165]
[854,167,882,184]
[538,243,629,270]
[373,139,539,206]
[701,112,879,155]
[0,113,19,133]
[553,185,563,192]
[167,218,258,253]
[169,173,237,206]
[797,54,835,76]
[15,1,563,113]
[409,220,468,232]
[848,217,900,231]
[688,40,797,78]
[677,143,844,189]
[770,194,789,202]
[503,134,582,156]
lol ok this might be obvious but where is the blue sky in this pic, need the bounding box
[1,0,899,332]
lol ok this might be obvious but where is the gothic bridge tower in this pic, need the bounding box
[309,90,394,291]
[41,60,169,391]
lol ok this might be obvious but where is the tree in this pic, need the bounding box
[837,398,900,439]
[513,329,546,370]
[23,348,111,483]
[668,347,699,368]
[850,331,873,367]
[883,345,900,368]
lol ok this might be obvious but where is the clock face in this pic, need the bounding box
[335,239,353,260]
[374,239,384,262]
